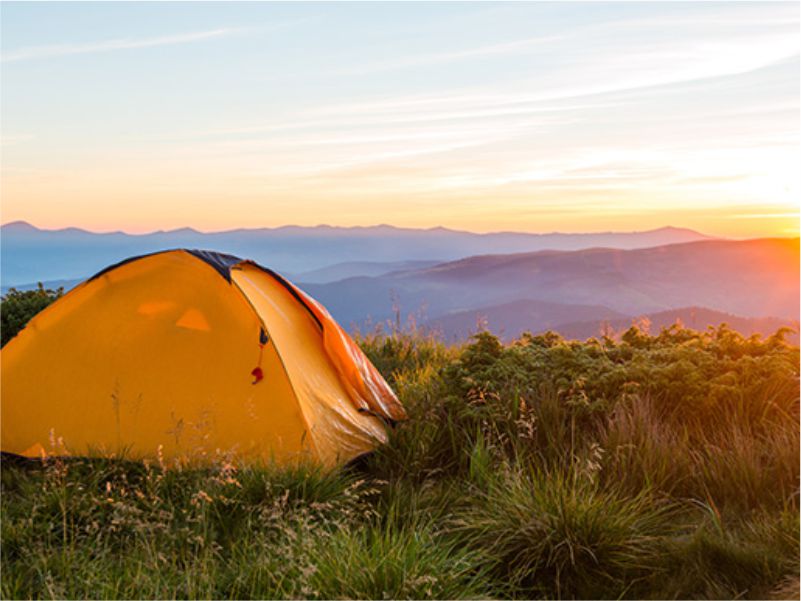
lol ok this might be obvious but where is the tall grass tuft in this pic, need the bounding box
[303,522,490,599]
[453,464,677,599]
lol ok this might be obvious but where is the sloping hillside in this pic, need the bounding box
[305,238,800,326]
[427,299,628,342]
[291,260,441,284]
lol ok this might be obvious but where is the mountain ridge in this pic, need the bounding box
[0,220,712,239]
[302,237,799,326]
[0,221,718,285]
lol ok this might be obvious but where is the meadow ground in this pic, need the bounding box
[1,325,799,599]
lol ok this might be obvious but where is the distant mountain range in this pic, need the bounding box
[292,260,442,284]
[0,221,712,286]
[1,222,797,343]
[305,238,799,323]
[302,238,799,334]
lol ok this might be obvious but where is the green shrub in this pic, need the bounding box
[1,283,63,347]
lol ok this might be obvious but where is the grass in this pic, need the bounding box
[1,324,799,599]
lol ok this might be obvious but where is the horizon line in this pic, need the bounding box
[0,219,717,238]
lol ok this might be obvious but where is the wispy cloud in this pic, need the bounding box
[337,34,565,75]
[335,4,798,78]
[0,134,34,146]
[320,43,798,123]
[2,28,242,63]
[727,212,800,219]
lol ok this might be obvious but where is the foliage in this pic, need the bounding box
[2,324,799,599]
[452,465,678,599]
[0,283,63,347]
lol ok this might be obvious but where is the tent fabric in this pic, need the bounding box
[282,279,407,422]
[0,249,405,467]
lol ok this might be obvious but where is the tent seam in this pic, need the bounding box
[229,271,322,463]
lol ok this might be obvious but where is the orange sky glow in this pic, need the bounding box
[2,2,799,239]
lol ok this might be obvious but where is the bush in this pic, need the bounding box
[1,283,63,347]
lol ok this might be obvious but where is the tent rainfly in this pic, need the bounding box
[1,250,406,467]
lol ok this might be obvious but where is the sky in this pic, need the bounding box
[1,1,799,237]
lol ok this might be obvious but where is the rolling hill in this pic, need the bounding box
[304,238,800,329]
[290,260,442,284]
[427,299,629,342]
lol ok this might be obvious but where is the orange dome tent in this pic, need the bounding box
[1,250,405,467]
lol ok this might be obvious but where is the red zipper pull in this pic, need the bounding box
[251,327,267,384]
